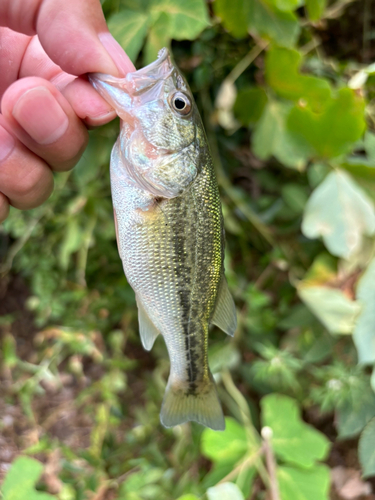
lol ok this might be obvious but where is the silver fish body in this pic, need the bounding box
[89,49,237,430]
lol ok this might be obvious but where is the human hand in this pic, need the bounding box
[0,0,135,223]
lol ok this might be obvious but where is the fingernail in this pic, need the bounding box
[12,87,69,145]
[87,110,117,126]
[0,125,15,163]
[99,33,136,76]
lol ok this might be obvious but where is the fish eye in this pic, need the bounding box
[170,92,192,116]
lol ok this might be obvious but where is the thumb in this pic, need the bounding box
[0,0,135,76]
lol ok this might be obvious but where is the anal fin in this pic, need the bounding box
[211,278,237,337]
[136,298,160,351]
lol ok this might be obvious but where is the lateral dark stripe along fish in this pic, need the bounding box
[89,48,237,430]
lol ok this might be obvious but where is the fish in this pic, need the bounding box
[89,48,237,431]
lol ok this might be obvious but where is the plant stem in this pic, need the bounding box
[225,42,269,85]
[217,445,265,485]
[262,429,281,500]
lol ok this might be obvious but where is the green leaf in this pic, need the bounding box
[287,88,366,158]
[253,101,312,169]
[201,417,248,463]
[298,287,361,334]
[337,386,375,438]
[144,12,171,64]
[305,0,326,20]
[73,130,112,188]
[151,0,210,40]
[1,456,56,500]
[108,9,149,61]
[233,87,268,126]
[249,0,300,47]
[209,342,241,374]
[265,48,331,111]
[359,417,375,477]
[365,131,375,162]
[120,466,165,495]
[59,219,82,270]
[302,170,375,259]
[340,158,375,186]
[261,394,330,467]
[353,258,375,364]
[277,465,331,500]
[281,183,309,214]
[176,496,200,500]
[269,0,304,12]
[214,0,251,38]
[109,0,209,63]
[207,483,245,500]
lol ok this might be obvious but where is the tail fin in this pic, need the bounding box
[160,374,225,431]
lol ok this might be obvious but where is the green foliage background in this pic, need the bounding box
[1,0,375,498]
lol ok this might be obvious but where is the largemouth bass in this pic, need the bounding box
[89,48,236,430]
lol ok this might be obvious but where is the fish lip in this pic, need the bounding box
[136,47,171,74]
[88,47,174,87]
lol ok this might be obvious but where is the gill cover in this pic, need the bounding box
[89,49,202,198]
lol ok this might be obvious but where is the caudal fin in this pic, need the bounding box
[160,374,225,431]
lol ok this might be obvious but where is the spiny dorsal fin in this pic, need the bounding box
[211,278,237,337]
[136,298,160,351]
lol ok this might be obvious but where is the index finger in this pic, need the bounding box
[0,0,134,76]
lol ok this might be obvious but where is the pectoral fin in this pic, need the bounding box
[211,278,237,337]
[136,298,160,351]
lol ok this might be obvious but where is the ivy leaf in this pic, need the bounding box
[201,418,257,498]
[249,0,300,48]
[305,0,326,20]
[365,131,375,162]
[359,417,375,477]
[298,286,361,335]
[337,385,375,439]
[282,183,309,214]
[151,0,210,40]
[233,87,268,126]
[214,0,299,44]
[269,0,304,12]
[296,255,361,336]
[108,0,209,63]
[213,0,251,38]
[341,158,375,188]
[265,47,331,111]
[253,101,312,170]
[144,12,171,64]
[302,170,375,259]
[108,9,150,62]
[203,463,256,499]
[277,465,331,500]
[201,417,248,463]
[261,394,330,467]
[287,88,366,159]
[353,258,375,364]
[1,456,56,500]
[207,483,245,500]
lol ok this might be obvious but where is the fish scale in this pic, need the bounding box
[89,48,237,430]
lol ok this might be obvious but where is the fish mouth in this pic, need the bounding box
[88,47,175,104]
